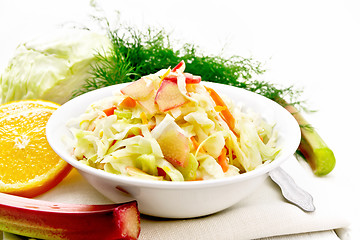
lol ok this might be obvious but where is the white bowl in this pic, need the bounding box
[46,82,300,218]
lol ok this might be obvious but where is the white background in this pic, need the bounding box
[1,0,360,238]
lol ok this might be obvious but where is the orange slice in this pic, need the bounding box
[0,99,59,117]
[0,100,72,197]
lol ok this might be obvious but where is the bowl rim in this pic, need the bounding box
[46,81,301,189]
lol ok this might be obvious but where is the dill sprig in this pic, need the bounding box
[72,6,338,176]
[73,1,305,109]
[73,48,135,97]
[74,25,304,110]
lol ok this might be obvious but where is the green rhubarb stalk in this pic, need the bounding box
[285,104,336,176]
[0,192,141,240]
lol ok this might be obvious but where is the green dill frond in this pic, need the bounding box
[72,45,135,98]
[75,9,306,110]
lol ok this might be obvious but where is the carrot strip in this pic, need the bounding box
[103,106,117,116]
[205,86,236,133]
[190,136,200,149]
[120,96,137,108]
[191,136,205,153]
[218,147,229,173]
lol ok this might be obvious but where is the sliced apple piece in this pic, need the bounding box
[151,115,190,167]
[171,60,185,73]
[120,77,154,100]
[157,128,190,167]
[155,79,188,112]
[138,90,159,115]
[0,192,140,240]
[164,73,201,84]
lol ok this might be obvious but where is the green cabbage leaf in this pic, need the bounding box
[0,30,110,104]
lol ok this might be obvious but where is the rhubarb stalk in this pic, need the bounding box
[0,192,140,240]
[285,104,336,176]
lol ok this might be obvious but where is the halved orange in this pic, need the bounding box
[0,100,72,197]
[0,99,59,117]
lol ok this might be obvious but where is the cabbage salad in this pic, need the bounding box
[67,61,280,181]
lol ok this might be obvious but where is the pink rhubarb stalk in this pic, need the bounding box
[0,192,140,240]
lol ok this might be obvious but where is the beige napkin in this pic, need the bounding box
[2,157,349,240]
[138,157,349,240]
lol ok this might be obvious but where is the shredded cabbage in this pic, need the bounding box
[68,63,280,181]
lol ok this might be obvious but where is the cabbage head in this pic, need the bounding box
[0,29,110,104]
